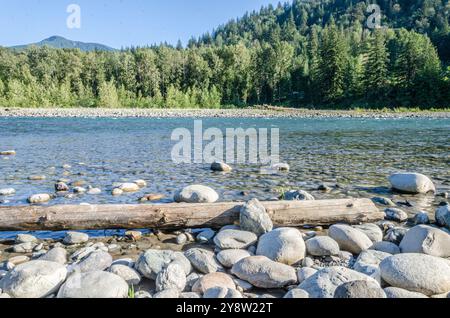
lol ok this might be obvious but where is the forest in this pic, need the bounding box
[0,0,449,109]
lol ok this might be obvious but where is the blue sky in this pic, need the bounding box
[0,0,283,48]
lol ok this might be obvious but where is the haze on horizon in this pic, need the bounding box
[0,0,283,48]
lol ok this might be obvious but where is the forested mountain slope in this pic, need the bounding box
[0,0,449,109]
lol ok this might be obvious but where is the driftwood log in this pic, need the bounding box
[0,199,383,231]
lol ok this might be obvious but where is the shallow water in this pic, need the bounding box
[0,117,449,239]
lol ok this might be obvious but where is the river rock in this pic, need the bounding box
[39,247,67,264]
[73,251,112,273]
[216,249,252,268]
[334,280,386,298]
[0,150,16,155]
[239,199,273,236]
[109,264,141,286]
[399,225,450,258]
[384,227,408,244]
[370,241,400,255]
[134,180,147,188]
[57,271,128,298]
[204,287,242,298]
[305,236,340,256]
[372,197,396,206]
[0,188,15,196]
[0,261,67,298]
[283,190,315,201]
[15,234,37,244]
[231,256,297,289]
[414,212,430,225]
[353,223,383,243]
[272,163,290,171]
[380,253,450,295]
[211,161,232,172]
[257,228,305,265]
[63,231,89,244]
[385,208,408,222]
[353,250,391,282]
[136,249,191,279]
[436,203,450,230]
[384,287,429,298]
[12,242,36,253]
[153,289,180,299]
[298,266,379,298]
[118,183,140,193]
[8,255,30,265]
[328,224,373,254]
[214,230,257,250]
[180,292,201,298]
[389,173,436,194]
[297,267,318,284]
[196,228,216,243]
[184,248,223,274]
[156,263,186,292]
[55,182,69,192]
[176,233,188,245]
[28,193,52,204]
[112,188,123,196]
[174,185,219,203]
[283,289,309,298]
[87,187,101,195]
[192,272,236,294]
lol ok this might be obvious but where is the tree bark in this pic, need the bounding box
[0,198,383,231]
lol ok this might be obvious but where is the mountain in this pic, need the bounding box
[11,35,116,52]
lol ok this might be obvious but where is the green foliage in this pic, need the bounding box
[0,0,449,109]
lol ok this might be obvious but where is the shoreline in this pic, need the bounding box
[1,107,450,119]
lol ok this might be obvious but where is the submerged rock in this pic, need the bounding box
[174,185,219,203]
[283,190,315,201]
[28,193,52,204]
[211,162,232,172]
[0,188,15,196]
[389,173,435,194]
[118,183,140,193]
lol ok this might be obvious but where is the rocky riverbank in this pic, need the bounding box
[0,171,449,299]
[1,107,450,119]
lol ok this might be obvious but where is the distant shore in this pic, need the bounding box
[1,107,450,119]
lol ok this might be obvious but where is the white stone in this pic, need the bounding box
[389,173,435,194]
[305,236,340,256]
[63,231,89,244]
[118,183,140,192]
[384,287,428,298]
[216,249,252,268]
[204,287,242,298]
[136,249,191,279]
[174,185,219,203]
[297,267,318,284]
[353,250,392,283]
[353,223,383,243]
[436,204,450,230]
[328,224,373,254]
[73,251,112,273]
[370,241,400,255]
[109,264,141,286]
[239,199,273,236]
[283,289,309,298]
[385,208,408,222]
[155,263,186,292]
[399,225,450,258]
[192,272,236,294]
[184,248,223,274]
[256,228,306,265]
[39,247,67,264]
[214,230,257,250]
[283,190,315,201]
[28,193,52,204]
[0,188,15,196]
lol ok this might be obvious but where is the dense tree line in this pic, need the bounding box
[0,0,449,109]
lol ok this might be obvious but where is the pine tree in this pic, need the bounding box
[364,30,390,100]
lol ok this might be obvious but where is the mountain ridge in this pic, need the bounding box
[10,35,116,52]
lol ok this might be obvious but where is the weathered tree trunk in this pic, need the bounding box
[0,199,383,231]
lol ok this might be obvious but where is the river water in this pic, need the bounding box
[0,117,449,239]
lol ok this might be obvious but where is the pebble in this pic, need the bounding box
[28,193,52,204]
[63,231,89,244]
[204,287,242,299]
[283,190,315,201]
[328,224,373,254]
[305,236,340,256]
[231,256,297,289]
[184,248,223,274]
[399,225,450,258]
[353,223,383,243]
[15,234,37,244]
[174,185,219,203]
[239,199,273,236]
[436,203,450,230]
[0,261,67,298]
[414,211,430,225]
[73,187,87,194]
[389,173,435,194]
[192,272,236,294]
[211,161,232,172]
[385,208,408,222]
[0,188,15,196]
[380,253,450,295]
[216,249,252,268]
[297,267,318,284]
[370,241,400,255]
[0,150,16,155]
[298,266,379,298]
[28,175,46,181]
[55,182,69,192]
[112,188,123,196]
[197,228,216,243]
[156,263,187,292]
[57,271,128,298]
[383,287,428,298]
[257,228,305,265]
[272,163,290,171]
[139,193,165,202]
[109,264,141,286]
[214,229,257,250]
[176,233,188,245]
[334,280,386,298]
[87,188,102,195]
[136,249,191,279]
[134,180,147,188]
[118,183,141,193]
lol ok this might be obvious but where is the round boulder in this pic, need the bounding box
[305,236,340,257]
[256,228,306,265]
[334,280,386,298]
[174,185,219,203]
[389,173,435,194]
[214,230,257,250]
[399,225,450,258]
[328,224,373,254]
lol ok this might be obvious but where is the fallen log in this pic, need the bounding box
[0,198,383,231]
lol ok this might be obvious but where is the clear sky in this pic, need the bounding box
[0,0,283,48]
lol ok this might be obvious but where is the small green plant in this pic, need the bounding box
[128,285,135,299]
